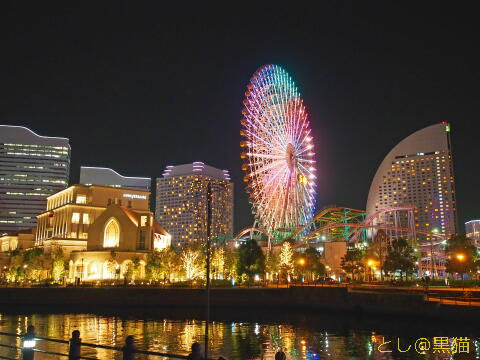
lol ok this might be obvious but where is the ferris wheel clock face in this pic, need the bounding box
[241,65,317,238]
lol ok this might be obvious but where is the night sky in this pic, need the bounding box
[1,2,479,232]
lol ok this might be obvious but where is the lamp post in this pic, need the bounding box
[367,260,374,283]
[456,253,465,292]
[298,258,305,284]
[205,183,212,360]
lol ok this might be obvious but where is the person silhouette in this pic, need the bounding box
[187,342,204,360]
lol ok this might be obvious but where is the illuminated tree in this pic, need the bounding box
[5,249,23,282]
[106,251,118,279]
[123,262,134,282]
[212,247,225,279]
[181,243,205,280]
[223,246,237,280]
[23,247,44,281]
[158,247,179,282]
[49,245,65,282]
[265,251,279,281]
[132,257,141,280]
[279,241,294,279]
[146,252,163,282]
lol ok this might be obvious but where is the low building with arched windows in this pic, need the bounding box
[32,183,170,281]
[68,202,171,282]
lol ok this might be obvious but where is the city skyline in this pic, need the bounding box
[1,3,478,232]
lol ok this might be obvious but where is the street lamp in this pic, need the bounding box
[456,253,466,291]
[298,258,306,283]
[367,260,374,282]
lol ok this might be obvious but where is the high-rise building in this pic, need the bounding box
[0,125,70,234]
[366,122,457,240]
[80,166,151,191]
[465,220,480,248]
[155,162,233,247]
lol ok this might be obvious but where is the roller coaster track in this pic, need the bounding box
[234,205,447,248]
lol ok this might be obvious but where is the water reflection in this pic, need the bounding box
[0,312,479,360]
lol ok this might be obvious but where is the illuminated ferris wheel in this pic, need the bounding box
[240,65,316,238]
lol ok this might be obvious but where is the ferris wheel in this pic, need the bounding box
[240,65,317,239]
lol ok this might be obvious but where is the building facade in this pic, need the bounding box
[69,202,170,282]
[35,184,153,255]
[366,122,457,239]
[80,166,151,191]
[465,220,480,248]
[0,228,35,253]
[0,125,70,234]
[156,162,233,247]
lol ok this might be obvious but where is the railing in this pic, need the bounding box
[0,331,194,360]
[426,291,480,307]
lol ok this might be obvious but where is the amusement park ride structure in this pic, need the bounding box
[238,64,448,275]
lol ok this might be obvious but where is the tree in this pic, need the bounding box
[384,238,417,280]
[131,257,141,280]
[302,247,326,281]
[180,243,205,280]
[158,247,179,282]
[23,247,45,281]
[5,249,22,282]
[341,247,365,281]
[279,241,294,280]
[106,251,117,279]
[49,245,65,282]
[236,240,265,281]
[212,246,226,279]
[369,230,388,280]
[122,262,134,282]
[265,251,279,281]
[223,246,237,280]
[146,251,163,282]
[445,234,478,276]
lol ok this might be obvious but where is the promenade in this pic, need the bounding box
[1,285,479,321]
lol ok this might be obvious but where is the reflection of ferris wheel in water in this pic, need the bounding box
[241,65,317,239]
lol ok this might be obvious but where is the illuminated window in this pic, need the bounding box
[72,213,80,224]
[104,217,120,248]
[140,215,148,227]
[76,195,87,204]
[83,213,89,224]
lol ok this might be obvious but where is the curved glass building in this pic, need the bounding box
[0,125,70,234]
[366,122,457,240]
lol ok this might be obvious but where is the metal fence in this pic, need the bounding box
[0,331,193,360]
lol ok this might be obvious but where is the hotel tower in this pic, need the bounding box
[367,122,457,240]
[155,162,233,247]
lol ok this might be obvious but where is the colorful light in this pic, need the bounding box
[241,65,316,237]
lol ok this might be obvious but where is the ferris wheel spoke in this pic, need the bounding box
[257,166,290,220]
[248,153,285,160]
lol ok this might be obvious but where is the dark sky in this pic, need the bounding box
[1,2,479,232]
